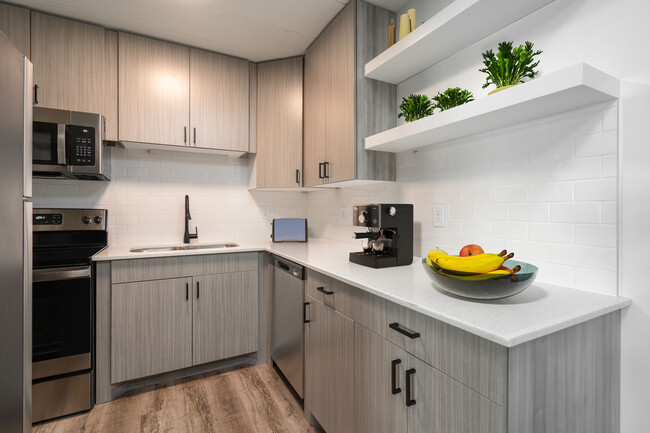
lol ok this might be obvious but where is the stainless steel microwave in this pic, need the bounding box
[33,107,111,180]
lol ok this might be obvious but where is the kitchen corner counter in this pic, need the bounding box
[94,239,631,347]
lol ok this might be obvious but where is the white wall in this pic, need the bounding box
[33,146,307,245]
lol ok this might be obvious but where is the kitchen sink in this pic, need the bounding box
[130,243,239,253]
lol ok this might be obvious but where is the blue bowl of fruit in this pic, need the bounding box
[422,244,538,300]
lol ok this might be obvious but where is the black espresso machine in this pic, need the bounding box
[350,204,413,268]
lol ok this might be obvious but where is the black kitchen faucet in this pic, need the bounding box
[184,195,198,243]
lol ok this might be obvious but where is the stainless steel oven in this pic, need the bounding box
[32,208,107,423]
[33,107,111,180]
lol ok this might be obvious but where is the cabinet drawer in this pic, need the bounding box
[111,252,258,283]
[306,269,356,319]
[354,289,507,406]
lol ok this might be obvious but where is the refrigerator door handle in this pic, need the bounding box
[23,58,33,198]
[56,124,66,165]
[23,201,33,429]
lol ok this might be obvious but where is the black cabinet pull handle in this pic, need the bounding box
[389,322,421,339]
[324,161,330,179]
[34,84,39,104]
[318,162,324,179]
[317,286,333,295]
[193,127,196,145]
[303,302,311,323]
[196,281,200,299]
[184,127,187,143]
[391,359,402,395]
[186,283,189,301]
[406,368,416,407]
[296,169,300,184]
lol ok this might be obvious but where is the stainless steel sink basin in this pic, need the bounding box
[130,243,239,253]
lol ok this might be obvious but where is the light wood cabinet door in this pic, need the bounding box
[31,13,107,114]
[303,33,327,187]
[407,354,506,433]
[111,277,193,383]
[323,1,355,184]
[0,3,30,57]
[119,32,190,146]
[255,57,303,188]
[192,271,258,365]
[305,296,355,433]
[190,49,249,151]
[355,324,408,433]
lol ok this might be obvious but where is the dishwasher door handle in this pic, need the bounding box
[303,302,311,323]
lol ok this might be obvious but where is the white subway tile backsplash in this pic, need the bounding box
[550,111,602,140]
[509,203,549,222]
[574,224,617,248]
[550,244,616,271]
[550,202,601,223]
[601,202,617,224]
[529,182,573,202]
[510,162,550,184]
[551,157,601,181]
[602,107,618,132]
[493,185,528,203]
[509,240,551,262]
[574,131,617,157]
[574,178,617,201]
[574,267,617,295]
[602,155,617,178]
[529,223,573,244]
[493,221,528,240]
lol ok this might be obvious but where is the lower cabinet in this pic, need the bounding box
[111,264,258,384]
[111,277,193,383]
[192,271,258,365]
[305,295,355,433]
[355,325,506,433]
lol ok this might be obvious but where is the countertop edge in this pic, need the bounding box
[93,242,632,348]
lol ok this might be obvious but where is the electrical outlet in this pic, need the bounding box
[262,206,273,222]
[433,204,445,227]
[339,207,347,224]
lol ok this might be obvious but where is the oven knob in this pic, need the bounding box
[94,216,103,224]
[82,216,91,224]
[389,206,397,216]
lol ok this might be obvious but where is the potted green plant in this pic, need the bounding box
[431,87,474,111]
[479,41,542,94]
[398,94,434,122]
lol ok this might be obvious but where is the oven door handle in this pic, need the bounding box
[33,265,91,283]
[57,123,67,165]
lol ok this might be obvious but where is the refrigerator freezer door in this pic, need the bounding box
[0,33,33,433]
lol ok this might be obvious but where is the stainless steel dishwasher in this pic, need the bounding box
[270,255,306,398]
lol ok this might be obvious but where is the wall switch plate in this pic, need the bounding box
[433,204,445,227]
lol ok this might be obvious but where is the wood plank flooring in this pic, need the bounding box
[33,364,322,433]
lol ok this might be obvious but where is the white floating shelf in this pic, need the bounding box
[365,0,556,84]
[364,63,619,153]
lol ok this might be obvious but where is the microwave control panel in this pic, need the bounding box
[67,125,96,166]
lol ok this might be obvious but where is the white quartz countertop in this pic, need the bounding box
[94,239,631,347]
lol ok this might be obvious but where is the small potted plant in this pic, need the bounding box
[398,94,434,122]
[479,41,542,94]
[431,87,474,111]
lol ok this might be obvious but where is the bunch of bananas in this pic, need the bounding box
[426,248,520,281]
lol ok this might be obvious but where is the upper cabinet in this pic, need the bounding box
[252,57,304,189]
[118,33,190,147]
[190,49,250,151]
[31,12,118,140]
[0,3,30,57]
[303,0,396,187]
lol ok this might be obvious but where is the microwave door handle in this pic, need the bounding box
[57,123,66,165]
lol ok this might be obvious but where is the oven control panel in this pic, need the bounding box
[33,213,63,225]
[67,125,96,166]
[33,209,107,232]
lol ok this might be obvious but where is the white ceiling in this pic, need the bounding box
[9,0,360,62]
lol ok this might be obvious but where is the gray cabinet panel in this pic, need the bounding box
[111,277,193,383]
[193,271,259,365]
[0,3,30,57]
[305,296,354,433]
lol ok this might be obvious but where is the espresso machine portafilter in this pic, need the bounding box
[350,204,413,268]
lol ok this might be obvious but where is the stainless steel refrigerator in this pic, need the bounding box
[0,32,33,433]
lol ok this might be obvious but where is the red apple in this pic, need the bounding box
[459,244,484,256]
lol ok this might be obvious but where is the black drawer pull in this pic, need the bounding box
[391,359,401,395]
[196,281,200,299]
[186,283,189,301]
[324,161,330,179]
[389,322,420,339]
[296,169,301,184]
[318,162,324,179]
[34,84,39,104]
[406,368,416,407]
[303,302,311,323]
[317,286,333,295]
